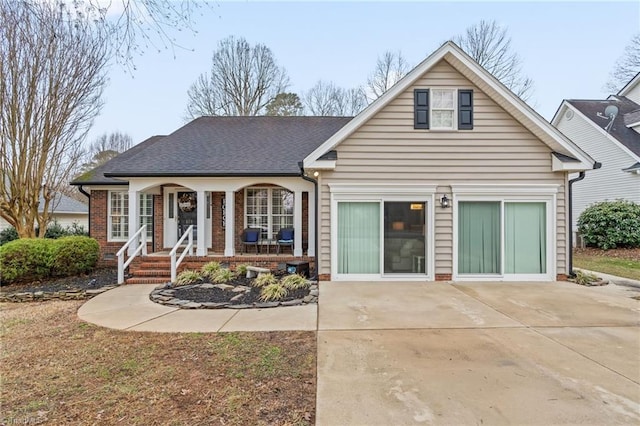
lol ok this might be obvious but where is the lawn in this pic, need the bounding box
[0,301,316,425]
[574,248,640,281]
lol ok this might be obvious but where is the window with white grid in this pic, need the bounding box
[431,88,455,129]
[139,194,153,239]
[245,187,294,240]
[108,192,153,241]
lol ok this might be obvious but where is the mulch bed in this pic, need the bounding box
[173,279,311,305]
[574,247,640,261]
[0,268,118,295]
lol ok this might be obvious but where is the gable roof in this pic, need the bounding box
[304,41,595,171]
[559,96,640,159]
[71,135,167,185]
[80,117,351,181]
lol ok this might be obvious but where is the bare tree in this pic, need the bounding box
[303,81,367,116]
[367,50,410,101]
[0,0,109,238]
[61,0,204,66]
[265,93,304,116]
[79,131,134,174]
[185,36,289,118]
[606,33,640,93]
[454,20,534,101]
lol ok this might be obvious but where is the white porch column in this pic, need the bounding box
[294,190,303,257]
[224,190,235,256]
[307,191,315,257]
[127,189,139,256]
[196,190,206,256]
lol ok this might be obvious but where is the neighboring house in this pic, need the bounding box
[72,41,596,282]
[552,73,640,245]
[0,192,88,232]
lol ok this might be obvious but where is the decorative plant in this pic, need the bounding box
[175,270,202,286]
[211,268,236,284]
[280,274,309,291]
[201,261,221,279]
[578,200,640,249]
[572,270,601,286]
[260,283,288,301]
[253,272,278,288]
[235,263,248,276]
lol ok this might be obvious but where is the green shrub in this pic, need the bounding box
[201,261,222,279]
[260,283,288,301]
[43,220,67,239]
[235,264,248,276]
[253,272,277,288]
[0,227,18,246]
[50,236,99,277]
[210,268,236,284]
[0,238,55,284]
[578,200,640,249]
[280,274,309,291]
[65,222,88,236]
[572,270,601,286]
[175,270,202,286]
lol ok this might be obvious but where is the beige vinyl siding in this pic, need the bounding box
[319,59,567,277]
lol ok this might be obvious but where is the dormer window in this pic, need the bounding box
[414,88,474,130]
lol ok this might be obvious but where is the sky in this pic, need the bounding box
[87,1,640,146]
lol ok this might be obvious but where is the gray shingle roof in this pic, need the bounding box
[567,96,640,157]
[101,116,352,178]
[71,135,166,185]
[41,193,87,214]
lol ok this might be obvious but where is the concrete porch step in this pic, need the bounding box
[125,277,170,285]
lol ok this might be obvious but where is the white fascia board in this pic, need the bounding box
[618,71,640,96]
[552,155,590,172]
[306,160,336,170]
[625,121,640,128]
[451,183,560,195]
[448,49,595,168]
[550,101,569,126]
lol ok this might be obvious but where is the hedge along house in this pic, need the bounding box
[73,41,597,283]
[304,41,596,282]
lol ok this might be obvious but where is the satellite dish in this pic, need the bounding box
[604,105,619,119]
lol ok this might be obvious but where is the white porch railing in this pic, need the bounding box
[117,225,147,284]
[170,225,194,283]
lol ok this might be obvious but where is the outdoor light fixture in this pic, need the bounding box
[440,194,450,208]
[313,171,319,177]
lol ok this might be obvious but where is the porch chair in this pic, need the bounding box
[276,227,294,254]
[240,228,261,254]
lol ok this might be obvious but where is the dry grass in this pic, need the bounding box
[0,301,316,425]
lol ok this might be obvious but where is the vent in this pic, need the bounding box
[565,110,574,120]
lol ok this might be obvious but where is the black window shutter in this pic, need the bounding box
[458,90,473,130]
[414,89,429,129]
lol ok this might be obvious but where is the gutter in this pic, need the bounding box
[298,161,318,280]
[78,185,91,237]
[568,161,602,277]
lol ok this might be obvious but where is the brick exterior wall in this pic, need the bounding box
[435,274,452,281]
[91,190,124,266]
[153,193,163,252]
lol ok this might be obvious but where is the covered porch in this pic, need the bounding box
[125,176,315,259]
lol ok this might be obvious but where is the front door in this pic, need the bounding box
[177,191,197,242]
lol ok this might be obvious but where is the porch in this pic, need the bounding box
[127,252,315,284]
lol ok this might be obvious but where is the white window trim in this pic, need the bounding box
[108,190,128,242]
[330,184,436,281]
[431,87,457,130]
[452,184,558,281]
[108,191,153,242]
[244,187,293,240]
[139,193,153,239]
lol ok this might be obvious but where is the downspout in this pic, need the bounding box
[78,185,91,237]
[298,162,318,280]
[567,161,601,277]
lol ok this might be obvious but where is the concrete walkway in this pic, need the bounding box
[317,281,640,425]
[77,284,317,332]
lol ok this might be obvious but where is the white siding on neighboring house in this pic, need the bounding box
[623,83,640,104]
[318,59,568,277]
[556,107,640,243]
[0,214,88,232]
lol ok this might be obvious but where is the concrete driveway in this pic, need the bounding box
[317,281,640,425]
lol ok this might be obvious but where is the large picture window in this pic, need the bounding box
[108,191,153,241]
[245,187,293,240]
